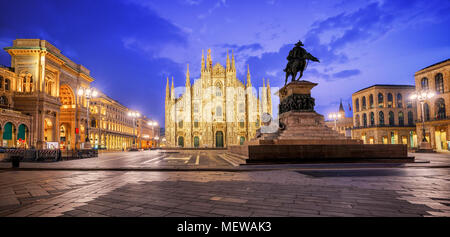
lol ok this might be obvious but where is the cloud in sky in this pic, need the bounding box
[332,69,361,78]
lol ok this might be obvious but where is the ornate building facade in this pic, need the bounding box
[414,59,450,151]
[0,39,159,150]
[165,49,272,148]
[351,85,418,148]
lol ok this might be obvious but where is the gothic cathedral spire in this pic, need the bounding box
[231,50,235,71]
[186,64,190,87]
[267,79,272,115]
[207,48,212,70]
[171,76,175,101]
[246,64,251,87]
[226,50,230,71]
[166,76,170,100]
[201,49,205,71]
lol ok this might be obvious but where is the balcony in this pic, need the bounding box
[353,124,416,129]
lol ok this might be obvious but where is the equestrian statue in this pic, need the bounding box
[284,40,320,85]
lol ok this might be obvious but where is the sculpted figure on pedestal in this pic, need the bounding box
[284,40,320,85]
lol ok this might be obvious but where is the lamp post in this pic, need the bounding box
[328,112,342,131]
[147,121,158,148]
[128,111,140,150]
[410,90,435,149]
[77,87,98,149]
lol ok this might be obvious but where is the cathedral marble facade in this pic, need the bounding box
[165,49,272,148]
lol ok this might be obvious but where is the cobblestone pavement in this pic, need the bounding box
[0,150,449,170]
[0,165,449,217]
[0,150,449,217]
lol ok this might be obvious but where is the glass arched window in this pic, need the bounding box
[193,103,199,113]
[5,79,10,91]
[379,111,385,125]
[0,96,8,107]
[435,73,444,94]
[178,120,183,128]
[369,94,374,108]
[216,106,222,117]
[378,93,384,108]
[387,93,393,108]
[194,119,199,128]
[408,111,414,126]
[362,96,366,110]
[436,98,446,119]
[215,83,222,96]
[0,76,3,89]
[355,115,360,127]
[398,111,404,126]
[389,111,395,126]
[362,113,367,127]
[240,136,245,145]
[421,77,429,90]
[370,112,375,126]
[397,93,403,108]
[239,118,245,128]
[424,103,430,121]
[239,103,245,113]
[355,99,359,112]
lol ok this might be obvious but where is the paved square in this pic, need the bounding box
[0,150,449,217]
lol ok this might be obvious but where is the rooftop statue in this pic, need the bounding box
[284,40,320,85]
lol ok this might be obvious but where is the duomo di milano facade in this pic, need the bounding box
[165,49,273,148]
[0,39,159,150]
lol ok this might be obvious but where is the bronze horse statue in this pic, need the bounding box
[284,41,320,85]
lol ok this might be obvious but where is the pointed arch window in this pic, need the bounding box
[355,99,359,112]
[239,118,245,128]
[215,82,222,97]
[216,106,222,117]
[355,114,360,127]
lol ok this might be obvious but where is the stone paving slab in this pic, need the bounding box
[0,167,448,217]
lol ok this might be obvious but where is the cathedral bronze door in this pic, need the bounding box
[178,136,184,147]
[194,136,199,148]
[215,131,224,148]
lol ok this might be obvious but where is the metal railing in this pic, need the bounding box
[1,148,98,162]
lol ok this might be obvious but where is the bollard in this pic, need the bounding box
[11,155,21,168]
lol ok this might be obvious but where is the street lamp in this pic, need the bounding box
[410,90,435,147]
[147,121,158,148]
[328,112,342,131]
[78,87,98,149]
[128,111,140,149]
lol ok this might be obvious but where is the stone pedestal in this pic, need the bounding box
[228,80,412,163]
[416,141,435,153]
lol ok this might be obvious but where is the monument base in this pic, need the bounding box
[228,80,412,163]
[415,142,435,153]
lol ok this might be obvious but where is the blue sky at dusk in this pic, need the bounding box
[1,0,449,126]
